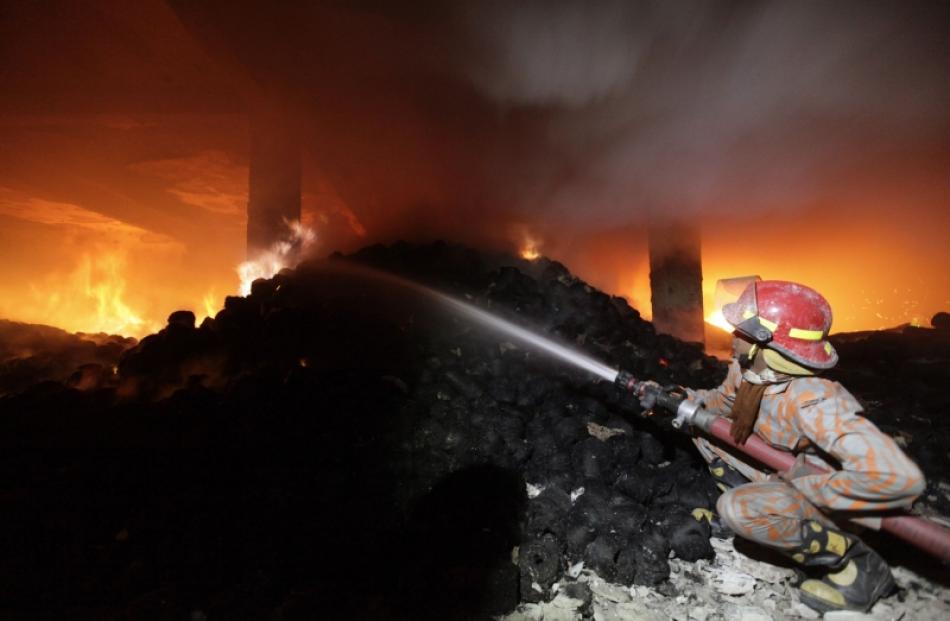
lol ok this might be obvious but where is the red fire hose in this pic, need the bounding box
[702,415,950,563]
[615,371,950,562]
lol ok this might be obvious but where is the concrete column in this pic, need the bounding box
[247,104,301,258]
[649,221,705,345]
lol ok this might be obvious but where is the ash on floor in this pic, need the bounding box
[499,536,950,621]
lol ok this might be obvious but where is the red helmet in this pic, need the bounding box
[722,280,838,369]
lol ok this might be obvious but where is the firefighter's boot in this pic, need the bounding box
[708,457,750,492]
[691,507,732,539]
[791,519,895,613]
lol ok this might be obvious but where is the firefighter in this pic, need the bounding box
[642,280,925,613]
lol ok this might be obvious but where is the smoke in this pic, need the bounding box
[454,0,659,108]
[450,0,950,222]
[144,0,950,239]
[237,219,317,296]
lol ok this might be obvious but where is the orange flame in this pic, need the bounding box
[197,288,222,324]
[82,255,147,335]
[519,235,542,261]
[18,252,159,337]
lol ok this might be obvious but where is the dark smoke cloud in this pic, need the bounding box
[10,0,936,243]
[455,0,662,108]
[164,0,950,243]
[449,0,950,224]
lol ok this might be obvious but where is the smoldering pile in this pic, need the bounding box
[0,241,723,619]
[0,319,135,397]
[346,245,728,598]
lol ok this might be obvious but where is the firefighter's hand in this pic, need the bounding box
[637,381,662,413]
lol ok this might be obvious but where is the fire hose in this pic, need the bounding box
[614,370,950,563]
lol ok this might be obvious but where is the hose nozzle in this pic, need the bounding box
[615,369,638,392]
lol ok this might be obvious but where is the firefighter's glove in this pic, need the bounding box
[637,381,662,414]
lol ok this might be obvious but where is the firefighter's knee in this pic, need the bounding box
[716,488,744,534]
[906,468,926,501]
[893,458,926,505]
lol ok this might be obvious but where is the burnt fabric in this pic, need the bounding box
[687,360,925,548]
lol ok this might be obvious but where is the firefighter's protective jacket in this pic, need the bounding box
[688,361,925,514]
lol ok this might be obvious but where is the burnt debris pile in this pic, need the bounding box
[338,243,728,602]
[0,241,734,619]
[0,320,134,397]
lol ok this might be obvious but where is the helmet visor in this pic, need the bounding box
[720,277,773,343]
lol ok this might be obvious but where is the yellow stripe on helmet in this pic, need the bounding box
[789,327,824,341]
[758,317,778,332]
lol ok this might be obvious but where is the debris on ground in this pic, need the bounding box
[500,537,950,621]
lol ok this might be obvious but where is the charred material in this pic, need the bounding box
[6,242,945,618]
[0,320,134,396]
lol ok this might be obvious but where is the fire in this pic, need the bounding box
[81,254,148,335]
[198,289,221,324]
[18,252,159,337]
[0,216,314,338]
[237,220,317,296]
[519,235,542,261]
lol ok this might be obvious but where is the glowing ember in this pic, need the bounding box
[237,220,317,296]
[704,308,735,334]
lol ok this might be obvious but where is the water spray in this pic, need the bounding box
[430,291,619,383]
[332,261,621,382]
